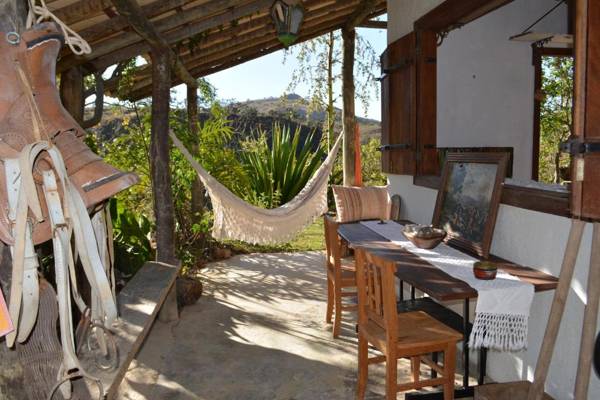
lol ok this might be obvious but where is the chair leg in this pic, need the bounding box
[326,277,333,324]
[356,333,369,400]
[385,354,398,399]
[443,343,457,400]
[333,286,342,338]
[411,356,420,383]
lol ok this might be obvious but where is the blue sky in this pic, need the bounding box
[171,25,387,121]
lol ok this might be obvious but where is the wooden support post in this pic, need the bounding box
[527,219,586,400]
[187,84,205,222]
[60,67,85,124]
[150,47,176,263]
[574,222,600,399]
[342,27,356,187]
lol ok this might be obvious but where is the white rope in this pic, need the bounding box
[27,0,92,55]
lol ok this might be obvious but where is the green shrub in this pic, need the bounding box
[240,123,325,208]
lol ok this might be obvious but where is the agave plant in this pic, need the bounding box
[240,123,325,209]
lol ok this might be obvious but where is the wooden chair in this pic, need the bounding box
[323,215,357,338]
[354,248,463,400]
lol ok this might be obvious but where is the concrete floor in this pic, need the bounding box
[117,252,467,400]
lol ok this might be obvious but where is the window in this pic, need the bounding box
[532,47,574,184]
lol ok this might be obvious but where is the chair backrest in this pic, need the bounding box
[323,214,342,272]
[355,248,399,342]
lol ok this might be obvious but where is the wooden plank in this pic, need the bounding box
[72,0,189,44]
[337,222,559,301]
[120,4,388,100]
[380,32,417,175]
[574,0,600,220]
[52,0,112,26]
[104,0,364,95]
[58,0,271,72]
[358,19,387,29]
[413,175,571,217]
[77,261,181,399]
[415,29,439,175]
[414,0,514,31]
[110,0,197,89]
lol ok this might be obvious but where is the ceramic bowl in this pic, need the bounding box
[473,261,498,280]
[402,225,446,249]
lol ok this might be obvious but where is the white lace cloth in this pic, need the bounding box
[171,131,342,245]
[360,220,534,351]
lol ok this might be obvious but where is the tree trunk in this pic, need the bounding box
[342,27,356,187]
[188,84,205,223]
[150,47,176,263]
[326,31,335,152]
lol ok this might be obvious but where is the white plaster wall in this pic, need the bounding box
[386,0,599,398]
[436,0,567,180]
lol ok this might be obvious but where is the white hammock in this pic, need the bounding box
[170,131,342,245]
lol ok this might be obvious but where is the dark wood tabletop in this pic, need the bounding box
[337,222,559,302]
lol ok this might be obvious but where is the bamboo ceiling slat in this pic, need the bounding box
[46,0,385,99]
[123,2,386,100]
[104,0,364,94]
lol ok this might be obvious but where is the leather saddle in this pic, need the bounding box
[0,23,138,246]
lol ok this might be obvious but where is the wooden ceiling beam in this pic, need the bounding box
[53,0,113,26]
[358,19,387,29]
[110,0,197,89]
[414,0,514,31]
[104,0,364,94]
[344,0,379,30]
[123,3,387,100]
[72,0,189,45]
[58,0,269,73]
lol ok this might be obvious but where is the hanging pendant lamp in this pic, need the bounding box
[271,0,305,47]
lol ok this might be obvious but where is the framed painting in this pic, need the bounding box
[432,152,508,258]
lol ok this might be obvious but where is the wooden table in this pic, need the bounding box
[337,222,558,400]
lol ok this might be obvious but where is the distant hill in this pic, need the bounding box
[90,94,381,145]
[227,94,381,143]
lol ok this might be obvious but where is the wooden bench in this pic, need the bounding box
[75,260,181,399]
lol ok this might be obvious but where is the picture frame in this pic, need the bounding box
[432,152,508,258]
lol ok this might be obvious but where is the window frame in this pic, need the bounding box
[405,0,572,218]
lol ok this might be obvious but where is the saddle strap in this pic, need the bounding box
[42,170,79,399]
[3,143,47,347]
[45,146,118,326]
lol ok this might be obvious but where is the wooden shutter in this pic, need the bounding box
[416,30,439,175]
[380,32,417,175]
[571,0,600,219]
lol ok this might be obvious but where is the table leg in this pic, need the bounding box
[479,347,488,385]
[463,299,470,389]
[411,285,416,300]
